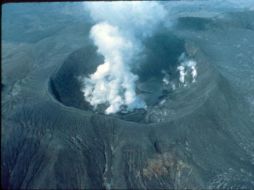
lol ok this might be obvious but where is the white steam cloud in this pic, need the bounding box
[82,2,167,114]
[83,22,144,114]
[177,53,198,86]
[162,53,198,90]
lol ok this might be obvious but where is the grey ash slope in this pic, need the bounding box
[2,4,254,190]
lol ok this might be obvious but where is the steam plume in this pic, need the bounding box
[177,53,198,86]
[82,2,167,114]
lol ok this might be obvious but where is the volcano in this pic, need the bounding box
[2,2,254,189]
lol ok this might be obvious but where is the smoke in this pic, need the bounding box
[161,53,198,91]
[84,1,167,38]
[82,22,144,114]
[177,53,198,86]
[82,1,167,114]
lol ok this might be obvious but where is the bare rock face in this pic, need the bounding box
[2,3,254,190]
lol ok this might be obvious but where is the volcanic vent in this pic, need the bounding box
[49,31,202,122]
